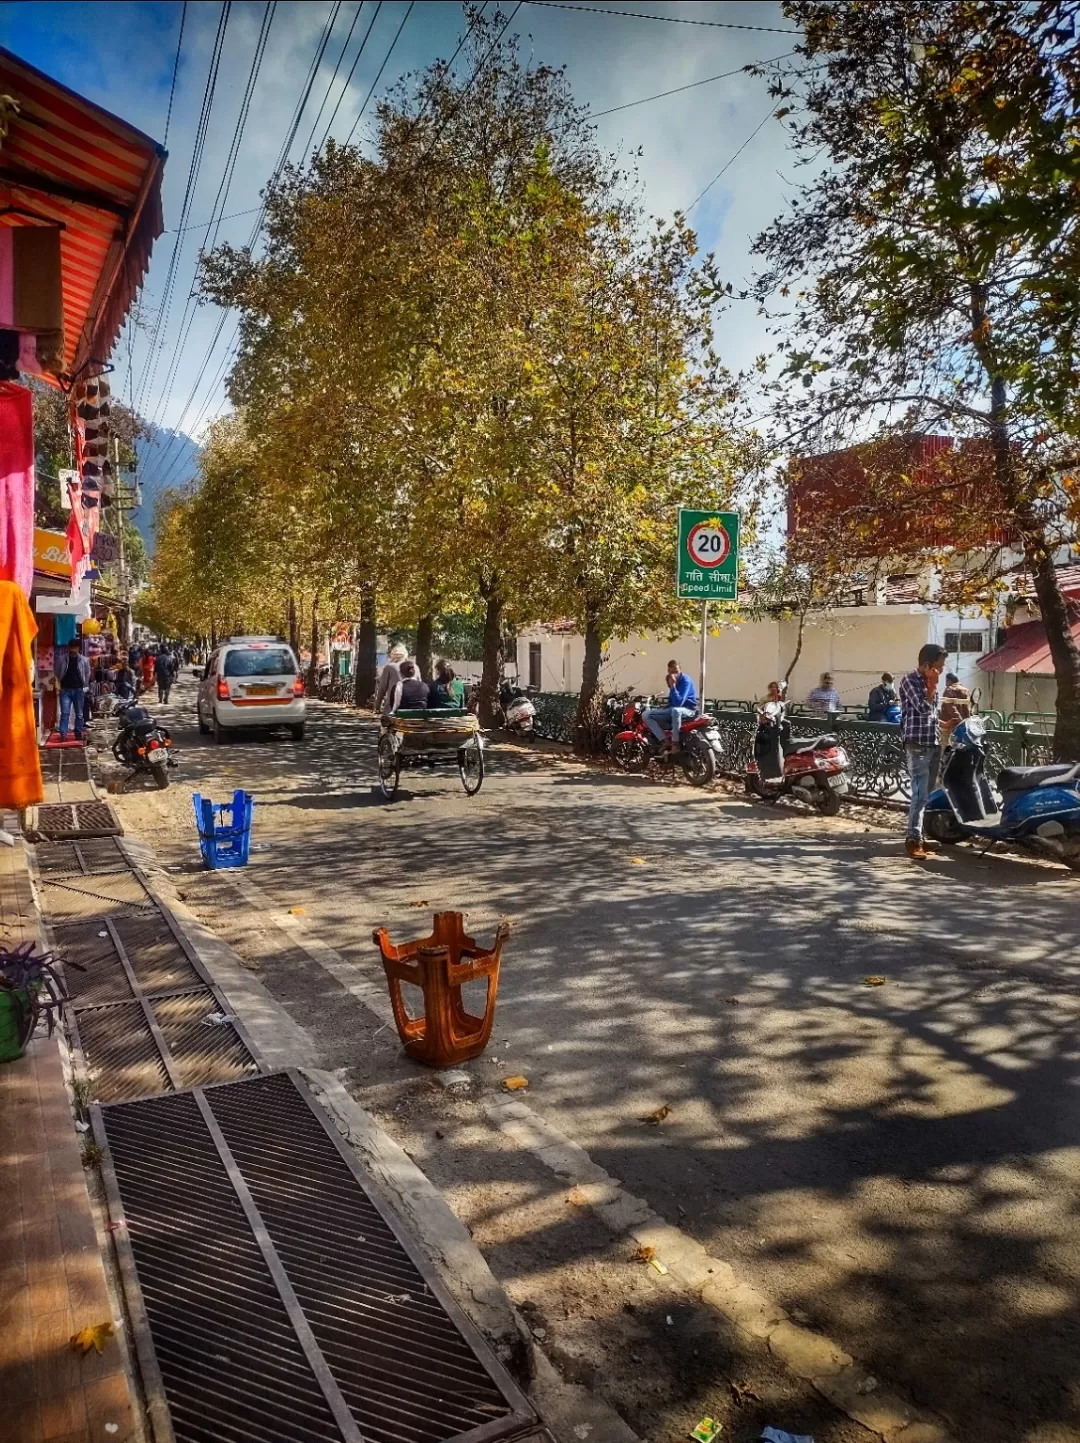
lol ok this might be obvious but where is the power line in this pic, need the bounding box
[300,1,366,158]
[134,0,233,417]
[523,1,799,33]
[165,204,262,235]
[147,0,277,432]
[141,2,349,491]
[343,2,413,147]
[162,1,188,149]
[591,52,792,117]
[685,102,775,213]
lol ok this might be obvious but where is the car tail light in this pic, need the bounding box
[293,677,304,697]
[216,678,229,699]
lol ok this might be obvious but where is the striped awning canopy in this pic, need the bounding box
[0,46,165,382]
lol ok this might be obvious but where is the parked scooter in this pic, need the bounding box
[612,698,723,786]
[924,716,1080,869]
[745,699,851,815]
[111,702,177,790]
[499,680,537,735]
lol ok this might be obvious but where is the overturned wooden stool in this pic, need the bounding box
[372,911,509,1067]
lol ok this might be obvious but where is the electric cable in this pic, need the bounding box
[299,1,366,159]
[523,1,799,34]
[591,52,792,117]
[685,102,775,213]
[342,1,412,147]
[162,1,188,149]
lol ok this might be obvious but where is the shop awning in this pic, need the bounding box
[0,46,165,381]
[979,607,1080,675]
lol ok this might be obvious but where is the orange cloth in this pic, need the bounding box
[140,655,154,687]
[0,579,44,809]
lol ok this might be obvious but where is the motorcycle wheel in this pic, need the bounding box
[613,737,649,773]
[814,779,842,816]
[684,741,717,787]
[150,761,169,790]
[745,773,781,802]
[925,810,963,844]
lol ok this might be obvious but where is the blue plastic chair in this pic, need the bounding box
[194,789,254,869]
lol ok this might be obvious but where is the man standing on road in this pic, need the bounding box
[644,659,697,752]
[57,639,90,742]
[154,648,176,704]
[899,643,947,859]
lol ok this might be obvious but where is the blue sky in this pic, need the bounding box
[2,0,796,495]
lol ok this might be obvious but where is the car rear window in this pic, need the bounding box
[223,647,298,678]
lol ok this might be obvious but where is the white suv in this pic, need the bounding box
[197,637,306,742]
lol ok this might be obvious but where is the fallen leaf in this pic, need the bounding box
[641,1104,671,1125]
[724,995,741,1005]
[502,1075,529,1091]
[630,856,646,864]
[729,1381,761,1406]
[633,1244,656,1263]
[566,1187,589,1207]
[862,975,887,987]
[288,906,306,915]
[412,900,429,907]
[71,1322,113,1355]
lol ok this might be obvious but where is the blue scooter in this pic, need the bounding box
[924,717,1080,871]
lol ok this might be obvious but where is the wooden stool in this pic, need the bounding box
[372,911,509,1067]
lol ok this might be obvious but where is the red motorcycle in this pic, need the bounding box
[745,701,850,815]
[612,698,723,787]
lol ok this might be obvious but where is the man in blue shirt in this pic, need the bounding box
[644,659,697,751]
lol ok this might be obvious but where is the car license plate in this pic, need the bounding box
[827,773,846,788]
[246,684,277,696]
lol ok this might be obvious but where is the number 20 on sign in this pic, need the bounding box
[677,509,740,601]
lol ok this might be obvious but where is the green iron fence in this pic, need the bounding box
[529,691,1053,801]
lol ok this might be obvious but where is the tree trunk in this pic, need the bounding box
[575,618,606,751]
[784,611,807,685]
[415,613,434,683]
[306,594,320,693]
[287,595,299,656]
[478,578,504,726]
[354,586,378,708]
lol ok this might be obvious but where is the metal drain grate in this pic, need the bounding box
[98,1072,541,1443]
[74,988,257,1103]
[34,837,128,875]
[42,870,155,922]
[111,915,205,996]
[35,800,121,839]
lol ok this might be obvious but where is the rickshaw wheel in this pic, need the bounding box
[378,734,401,799]
[459,739,485,795]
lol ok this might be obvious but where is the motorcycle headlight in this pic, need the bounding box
[833,748,848,767]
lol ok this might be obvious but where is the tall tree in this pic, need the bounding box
[755,0,1080,757]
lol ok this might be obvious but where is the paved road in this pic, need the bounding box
[110,676,1080,1443]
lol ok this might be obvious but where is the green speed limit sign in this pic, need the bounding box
[676,509,740,600]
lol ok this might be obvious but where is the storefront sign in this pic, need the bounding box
[92,532,119,563]
[33,528,72,578]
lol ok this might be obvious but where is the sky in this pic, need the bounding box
[1,0,801,501]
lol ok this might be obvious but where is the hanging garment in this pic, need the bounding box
[53,613,77,645]
[0,579,44,809]
[0,381,34,596]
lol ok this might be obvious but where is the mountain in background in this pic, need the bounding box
[129,423,200,554]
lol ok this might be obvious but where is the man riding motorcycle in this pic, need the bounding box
[644,660,697,752]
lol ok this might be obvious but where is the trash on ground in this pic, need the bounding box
[666,1314,673,1325]
[650,1257,669,1274]
[761,1429,814,1443]
[642,1104,672,1125]
[202,1011,231,1027]
[502,1075,529,1091]
[412,900,429,907]
[862,975,887,987]
[97,930,108,938]
[288,906,305,915]
[630,856,646,864]
[690,1419,721,1443]
[633,1244,656,1263]
[71,1321,114,1355]
[724,996,741,1005]
[74,1119,89,1133]
[730,1382,761,1406]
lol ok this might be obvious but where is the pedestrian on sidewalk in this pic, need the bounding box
[374,643,408,712]
[807,673,841,715]
[57,639,90,742]
[899,643,947,859]
[154,649,176,704]
[867,672,897,721]
[939,672,972,746]
[139,650,155,696]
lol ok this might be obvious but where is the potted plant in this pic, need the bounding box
[0,944,73,1063]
